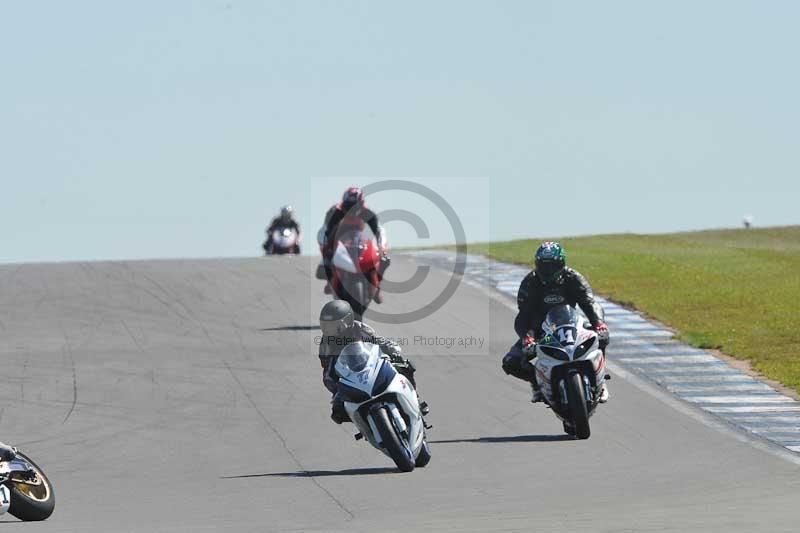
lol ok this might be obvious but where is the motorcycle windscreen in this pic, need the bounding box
[545,305,579,328]
[338,343,374,372]
[337,343,383,393]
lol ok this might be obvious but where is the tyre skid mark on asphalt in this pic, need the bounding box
[166,274,356,521]
[109,263,355,518]
[409,251,800,457]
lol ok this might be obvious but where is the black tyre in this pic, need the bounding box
[342,276,369,320]
[7,452,55,521]
[415,439,432,468]
[373,407,415,472]
[566,372,591,439]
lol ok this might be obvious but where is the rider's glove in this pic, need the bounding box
[521,334,536,348]
[521,334,537,356]
[594,322,609,334]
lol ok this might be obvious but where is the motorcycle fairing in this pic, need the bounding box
[335,343,425,461]
[333,241,359,273]
[336,343,384,393]
[358,239,379,273]
[272,227,297,249]
[342,377,424,459]
[535,348,605,420]
[0,485,8,515]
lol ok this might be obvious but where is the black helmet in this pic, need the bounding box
[280,205,293,219]
[534,241,566,285]
[319,300,355,336]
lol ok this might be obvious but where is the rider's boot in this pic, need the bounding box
[530,382,544,403]
[529,371,544,403]
[369,270,383,304]
[599,383,610,403]
[417,394,430,416]
[323,283,333,295]
[330,394,350,424]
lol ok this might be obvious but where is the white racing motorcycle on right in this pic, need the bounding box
[530,305,610,440]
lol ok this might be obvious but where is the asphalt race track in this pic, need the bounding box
[1,256,799,532]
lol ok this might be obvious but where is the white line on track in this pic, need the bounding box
[703,405,800,413]
[686,395,795,404]
[618,355,722,364]
[664,384,774,393]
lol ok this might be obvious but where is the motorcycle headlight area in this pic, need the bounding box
[539,345,570,361]
[572,338,597,359]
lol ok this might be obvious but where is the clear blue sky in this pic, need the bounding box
[2,1,798,263]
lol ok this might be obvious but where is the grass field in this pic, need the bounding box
[458,226,800,394]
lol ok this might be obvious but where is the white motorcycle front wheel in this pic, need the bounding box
[566,373,591,440]
[373,406,415,472]
[414,439,431,468]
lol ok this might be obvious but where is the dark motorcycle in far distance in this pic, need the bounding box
[0,450,55,521]
[263,227,301,255]
[330,230,381,320]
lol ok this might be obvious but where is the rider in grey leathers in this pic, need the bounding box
[318,300,428,423]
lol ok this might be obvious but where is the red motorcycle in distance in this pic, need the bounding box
[330,230,385,319]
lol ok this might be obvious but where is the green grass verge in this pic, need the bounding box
[457,226,800,394]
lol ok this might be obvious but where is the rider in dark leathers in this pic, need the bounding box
[321,187,389,303]
[318,300,427,423]
[502,242,610,402]
[263,205,301,254]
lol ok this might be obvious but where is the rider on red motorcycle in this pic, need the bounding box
[322,187,389,303]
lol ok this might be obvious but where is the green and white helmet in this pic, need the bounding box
[534,241,566,285]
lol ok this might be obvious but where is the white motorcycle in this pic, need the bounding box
[0,450,55,521]
[334,342,431,472]
[264,227,300,255]
[532,305,609,439]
